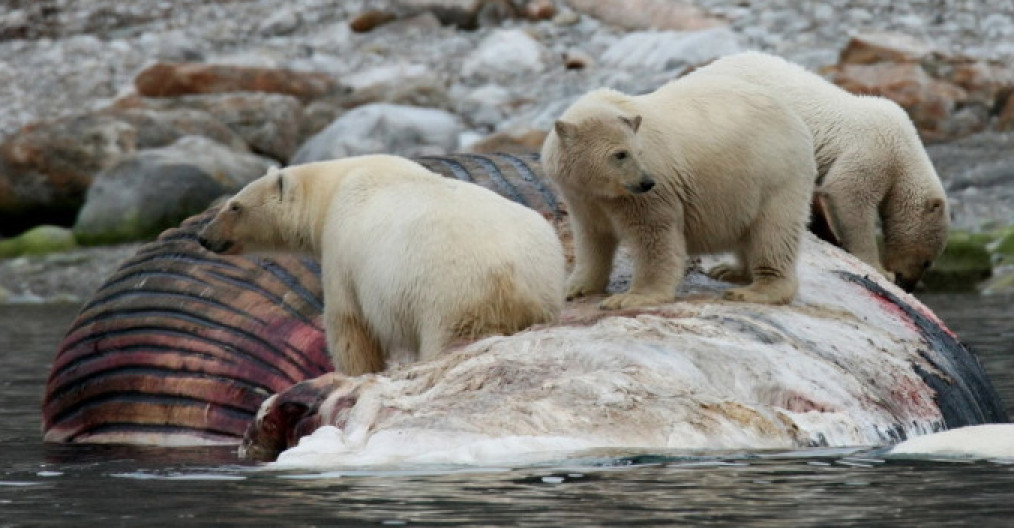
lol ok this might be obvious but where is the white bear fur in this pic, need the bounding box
[541,74,816,309]
[689,51,949,290]
[198,155,565,375]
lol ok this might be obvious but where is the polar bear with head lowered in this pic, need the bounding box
[542,75,816,309]
[689,51,949,291]
[198,155,565,375]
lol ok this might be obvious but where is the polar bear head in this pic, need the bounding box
[544,114,656,198]
[198,166,307,256]
[882,195,949,291]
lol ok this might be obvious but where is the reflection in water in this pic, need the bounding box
[0,297,1012,525]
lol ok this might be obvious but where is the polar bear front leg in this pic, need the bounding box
[600,223,682,310]
[326,308,385,376]
[819,174,892,280]
[565,200,619,300]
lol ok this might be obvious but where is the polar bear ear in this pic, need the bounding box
[554,120,578,142]
[275,171,287,202]
[619,115,642,133]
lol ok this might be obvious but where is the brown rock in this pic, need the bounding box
[834,62,970,141]
[0,114,137,233]
[524,0,557,21]
[565,0,724,31]
[350,10,398,32]
[134,62,338,102]
[839,31,935,65]
[467,128,548,155]
[948,60,1014,108]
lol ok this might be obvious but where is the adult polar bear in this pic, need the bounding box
[198,155,565,375]
[689,51,949,291]
[542,75,816,309]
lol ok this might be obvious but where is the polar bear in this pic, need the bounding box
[689,51,949,291]
[197,155,565,375]
[541,75,816,309]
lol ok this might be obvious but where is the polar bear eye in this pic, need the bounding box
[613,151,629,161]
[229,203,242,214]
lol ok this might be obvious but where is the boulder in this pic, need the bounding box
[565,0,725,31]
[461,29,551,80]
[134,62,339,102]
[115,93,305,162]
[341,63,452,110]
[73,136,272,245]
[389,0,520,30]
[0,113,137,235]
[832,32,1014,141]
[600,28,741,72]
[291,103,462,163]
[106,107,249,152]
[838,31,936,65]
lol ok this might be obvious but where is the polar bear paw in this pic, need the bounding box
[565,279,606,300]
[723,285,793,305]
[599,292,673,310]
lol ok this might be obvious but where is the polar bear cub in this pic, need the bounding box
[198,155,565,375]
[541,75,816,309]
[689,51,949,291]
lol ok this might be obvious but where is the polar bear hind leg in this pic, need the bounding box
[328,308,385,376]
[722,197,803,305]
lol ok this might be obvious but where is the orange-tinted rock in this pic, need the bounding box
[0,114,137,233]
[467,128,548,154]
[350,10,398,32]
[523,0,557,21]
[135,62,338,102]
[833,62,969,141]
[839,31,935,65]
[565,0,725,31]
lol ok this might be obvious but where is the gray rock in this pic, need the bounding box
[292,103,462,163]
[112,107,250,152]
[126,93,305,162]
[600,27,742,71]
[74,136,272,244]
[461,29,550,81]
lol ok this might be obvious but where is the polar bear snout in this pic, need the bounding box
[197,234,235,254]
[626,175,656,194]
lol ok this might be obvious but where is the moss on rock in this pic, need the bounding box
[0,225,77,258]
[920,230,993,292]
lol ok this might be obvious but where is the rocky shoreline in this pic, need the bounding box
[2,0,1014,303]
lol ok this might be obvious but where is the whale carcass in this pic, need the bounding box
[41,153,1008,465]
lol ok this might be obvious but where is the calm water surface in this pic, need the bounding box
[1,296,1012,526]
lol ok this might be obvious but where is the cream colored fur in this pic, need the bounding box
[690,51,949,290]
[541,75,816,308]
[198,155,565,375]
